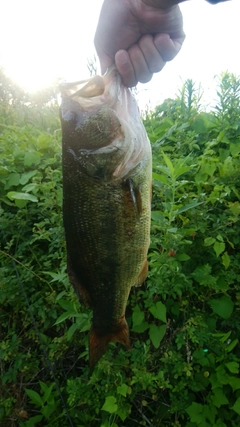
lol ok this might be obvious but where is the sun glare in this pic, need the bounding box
[1,0,239,107]
[0,0,101,92]
[2,53,61,92]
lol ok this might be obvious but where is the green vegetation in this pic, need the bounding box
[1,70,240,427]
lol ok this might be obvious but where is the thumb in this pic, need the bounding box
[99,55,114,75]
[94,36,114,75]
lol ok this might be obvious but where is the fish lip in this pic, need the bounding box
[59,66,120,100]
[60,67,151,182]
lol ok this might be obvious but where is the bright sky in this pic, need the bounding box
[0,0,239,110]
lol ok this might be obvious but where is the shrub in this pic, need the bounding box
[0,71,240,427]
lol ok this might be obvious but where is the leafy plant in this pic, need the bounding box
[1,69,240,426]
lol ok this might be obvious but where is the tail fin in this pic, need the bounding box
[89,316,130,368]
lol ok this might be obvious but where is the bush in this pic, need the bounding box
[0,71,240,427]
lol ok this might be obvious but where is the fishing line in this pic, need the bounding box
[3,241,75,427]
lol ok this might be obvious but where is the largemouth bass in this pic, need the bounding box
[60,68,152,368]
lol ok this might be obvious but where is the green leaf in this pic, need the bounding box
[149,324,166,349]
[211,388,229,408]
[24,151,42,166]
[101,396,118,414]
[40,382,54,403]
[132,306,145,327]
[19,170,37,185]
[218,331,231,343]
[209,373,221,389]
[167,227,178,233]
[203,403,217,424]
[22,183,37,193]
[177,253,190,261]
[192,113,211,133]
[25,415,43,425]
[15,199,28,208]
[77,316,91,333]
[57,299,75,312]
[117,405,130,422]
[174,165,191,179]
[100,424,118,427]
[117,384,128,397]
[193,264,216,286]
[39,381,49,394]
[151,211,165,223]
[5,173,20,189]
[228,201,240,216]
[149,301,167,323]
[214,241,225,257]
[204,237,216,246]
[162,152,175,176]
[54,311,75,325]
[25,389,43,407]
[231,397,240,415]
[67,323,79,341]
[7,191,38,202]
[152,172,169,184]
[200,162,217,177]
[221,252,230,269]
[229,377,240,392]
[216,365,231,385]
[186,402,203,423]
[225,338,238,352]
[41,402,56,419]
[132,321,149,333]
[176,201,203,214]
[56,291,67,301]
[225,361,239,374]
[209,296,234,319]
[156,165,171,176]
[230,142,240,157]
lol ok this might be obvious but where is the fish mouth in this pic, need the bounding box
[60,67,151,181]
[60,66,120,100]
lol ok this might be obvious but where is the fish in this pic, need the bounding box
[60,67,152,368]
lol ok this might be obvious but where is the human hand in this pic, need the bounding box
[94,0,185,87]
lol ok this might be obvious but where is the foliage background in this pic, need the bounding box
[0,69,240,427]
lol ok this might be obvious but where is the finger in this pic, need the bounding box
[115,50,138,87]
[154,33,185,62]
[127,44,155,85]
[116,39,165,87]
[139,34,166,74]
[143,0,186,7]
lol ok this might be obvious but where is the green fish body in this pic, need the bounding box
[60,68,152,367]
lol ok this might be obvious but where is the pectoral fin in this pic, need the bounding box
[126,178,142,219]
